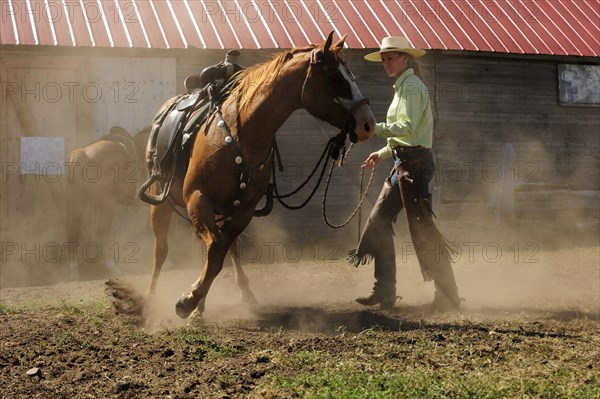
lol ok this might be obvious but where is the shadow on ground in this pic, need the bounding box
[218,303,598,336]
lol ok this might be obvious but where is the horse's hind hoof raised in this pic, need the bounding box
[175,293,197,319]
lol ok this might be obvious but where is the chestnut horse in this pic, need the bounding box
[66,126,150,279]
[110,32,375,319]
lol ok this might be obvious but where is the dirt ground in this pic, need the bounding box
[1,245,599,398]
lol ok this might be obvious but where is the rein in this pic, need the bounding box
[271,133,340,209]
[322,144,376,228]
[271,49,374,226]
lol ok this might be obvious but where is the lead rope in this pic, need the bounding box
[321,143,376,228]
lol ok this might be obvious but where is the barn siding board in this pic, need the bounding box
[89,56,176,138]
[0,57,89,245]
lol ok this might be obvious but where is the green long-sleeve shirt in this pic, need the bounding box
[375,68,433,160]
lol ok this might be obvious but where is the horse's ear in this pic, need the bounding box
[322,30,334,53]
[332,34,347,51]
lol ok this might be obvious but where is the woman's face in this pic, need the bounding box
[380,51,409,78]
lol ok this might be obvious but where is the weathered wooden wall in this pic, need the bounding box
[0,48,175,256]
[1,53,92,250]
[431,52,599,228]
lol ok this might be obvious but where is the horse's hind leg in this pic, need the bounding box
[107,202,170,322]
[147,202,174,296]
[65,150,87,280]
[65,194,84,280]
[230,238,257,304]
[96,202,120,277]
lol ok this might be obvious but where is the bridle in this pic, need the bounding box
[301,49,370,150]
[272,50,375,222]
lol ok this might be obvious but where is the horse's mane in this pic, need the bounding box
[231,45,318,115]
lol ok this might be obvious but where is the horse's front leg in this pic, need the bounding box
[175,191,231,319]
[79,202,115,280]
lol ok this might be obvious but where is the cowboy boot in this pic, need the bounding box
[355,277,398,310]
[355,290,397,310]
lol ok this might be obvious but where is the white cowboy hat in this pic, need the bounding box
[364,36,426,62]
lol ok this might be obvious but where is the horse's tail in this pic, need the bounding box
[64,148,91,244]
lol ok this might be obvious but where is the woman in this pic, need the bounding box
[348,36,461,310]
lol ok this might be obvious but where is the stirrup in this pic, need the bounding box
[138,153,177,205]
[138,171,174,205]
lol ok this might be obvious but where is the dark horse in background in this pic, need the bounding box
[65,126,151,279]
[109,32,376,320]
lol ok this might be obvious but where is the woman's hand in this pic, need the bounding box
[361,152,382,168]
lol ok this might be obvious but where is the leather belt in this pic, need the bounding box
[394,145,427,153]
[393,146,429,160]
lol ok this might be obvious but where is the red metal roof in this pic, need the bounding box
[1,0,598,56]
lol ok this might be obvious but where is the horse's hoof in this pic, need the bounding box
[175,293,196,319]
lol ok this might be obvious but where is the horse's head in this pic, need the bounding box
[300,32,376,143]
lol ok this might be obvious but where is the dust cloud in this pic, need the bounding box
[1,132,598,327]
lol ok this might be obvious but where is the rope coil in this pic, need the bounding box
[321,144,376,229]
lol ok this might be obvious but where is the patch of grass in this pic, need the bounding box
[193,347,209,360]
[0,303,25,314]
[80,339,98,351]
[169,328,245,360]
[129,329,149,341]
[90,316,103,328]
[51,331,75,353]
[254,325,600,399]
[1,301,106,316]
[218,374,237,389]
[259,366,599,399]
[48,330,99,353]
[289,350,322,368]
[53,300,106,315]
